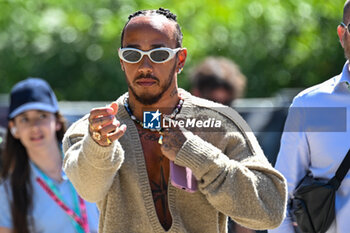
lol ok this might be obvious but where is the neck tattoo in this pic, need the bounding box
[124,95,184,144]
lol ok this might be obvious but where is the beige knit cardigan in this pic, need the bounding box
[63,89,287,233]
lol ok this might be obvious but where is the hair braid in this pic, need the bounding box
[121,8,182,48]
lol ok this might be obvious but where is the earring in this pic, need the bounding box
[178,67,183,74]
[10,127,17,136]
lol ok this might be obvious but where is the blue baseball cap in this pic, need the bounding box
[8,78,59,119]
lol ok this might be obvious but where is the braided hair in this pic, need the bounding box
[120,8,183,48]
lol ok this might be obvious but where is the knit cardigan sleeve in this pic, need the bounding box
[175,104,287,230]
[62,114,125,202]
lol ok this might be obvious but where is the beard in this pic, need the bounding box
[127,63,177,105]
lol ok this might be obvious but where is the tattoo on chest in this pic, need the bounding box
[137,125,171,229]
[150,166,168,217]
[137,127,160,142]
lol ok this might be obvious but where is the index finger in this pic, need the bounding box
[110,102,118,115]
[90,106,115,119]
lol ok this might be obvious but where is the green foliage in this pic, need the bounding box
[0,0,347,100]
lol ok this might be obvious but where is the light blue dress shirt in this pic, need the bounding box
[269,62,350,233]
[0,162,99,233]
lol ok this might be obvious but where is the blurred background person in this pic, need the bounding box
[0,78,99,233]
[190,56,247,106]
[190,56,290,166]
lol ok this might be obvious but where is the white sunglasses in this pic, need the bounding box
[118,47,181,64]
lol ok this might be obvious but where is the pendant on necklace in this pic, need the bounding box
[158,133,163,145]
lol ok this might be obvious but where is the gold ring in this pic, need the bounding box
[106,137,112,145]
[89,124,95,131]
[92,131,102,141]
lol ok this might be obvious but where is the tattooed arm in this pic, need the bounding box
[160,126,186,161]
[159,115,286,230]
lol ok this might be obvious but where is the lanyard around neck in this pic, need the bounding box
[35,170,89,233]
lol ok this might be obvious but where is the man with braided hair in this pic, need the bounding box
[63,8,287,233]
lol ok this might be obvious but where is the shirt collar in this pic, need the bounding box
[340,61,350,83]
[30,161,68,182]
[334,61,350,92]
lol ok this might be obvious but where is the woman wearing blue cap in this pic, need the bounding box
[0,78,99,233]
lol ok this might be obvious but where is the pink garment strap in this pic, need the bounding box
[36,177,90,232]
[78,193,89,232]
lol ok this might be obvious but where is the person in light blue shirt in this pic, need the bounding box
[269,1,350,232]
[0,78,99,233]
